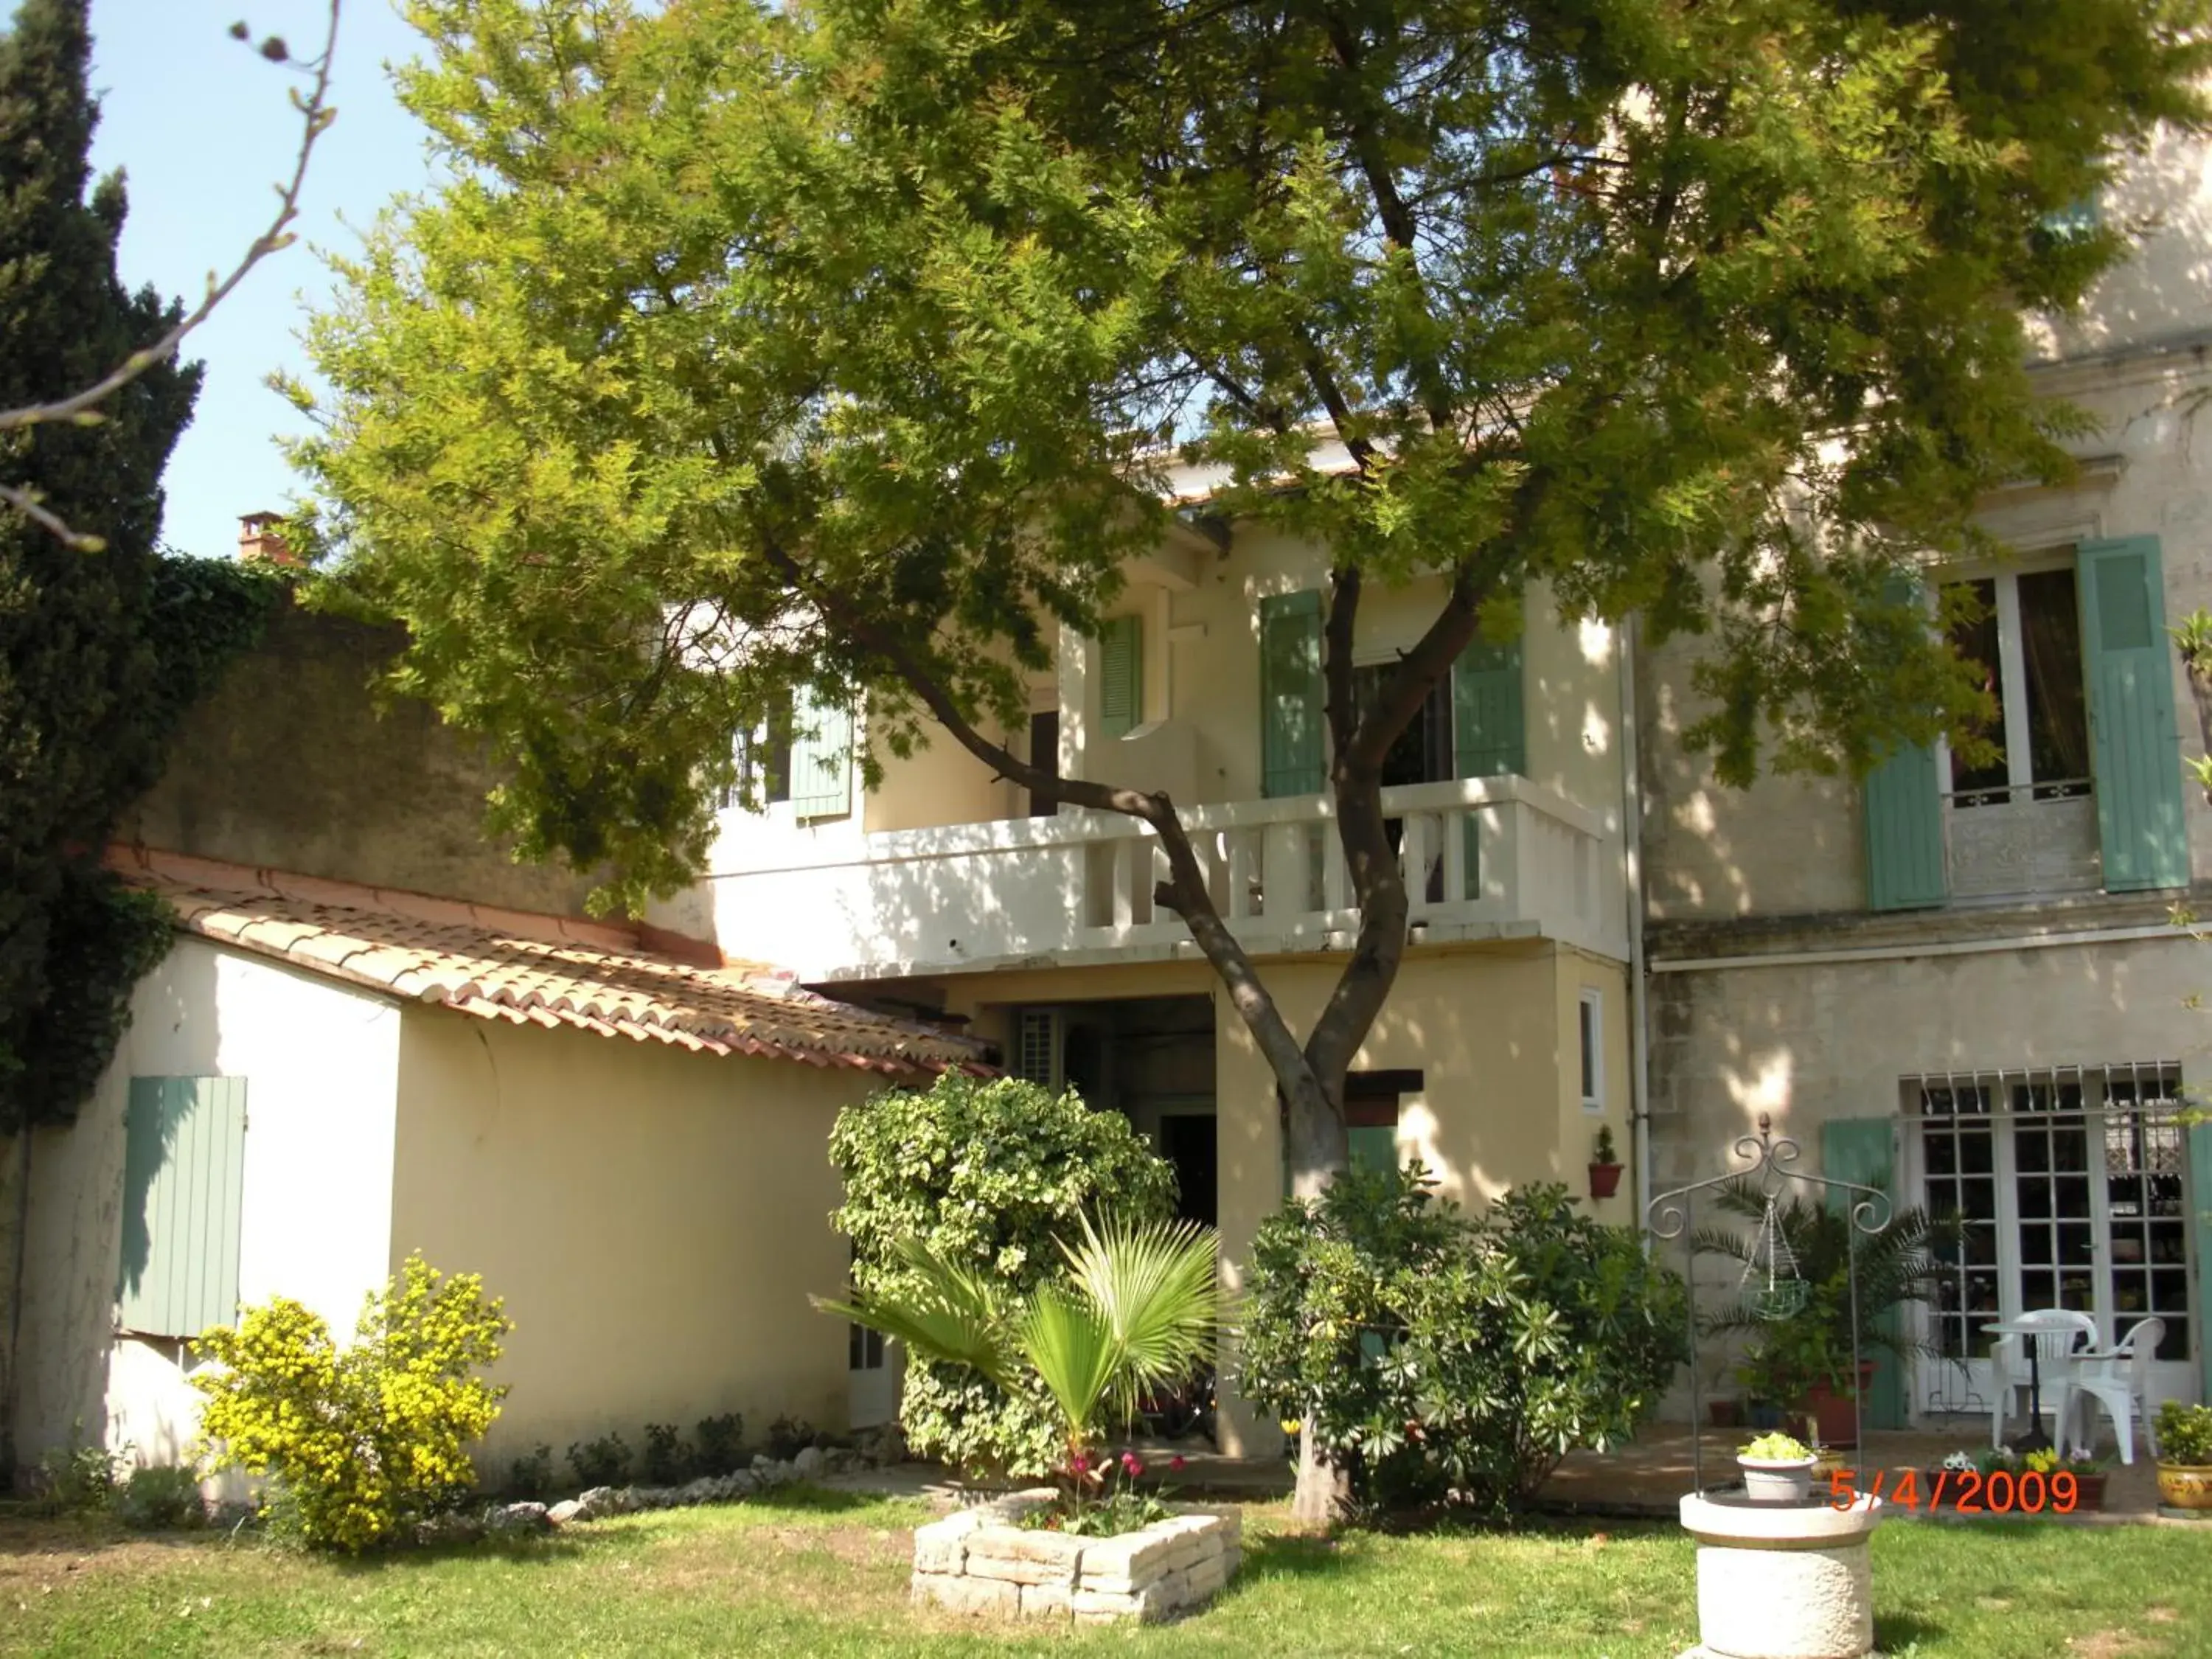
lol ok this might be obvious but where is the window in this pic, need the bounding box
[1943,566,2091,809]
[1011,1008,1062,1091]
[1910,1063,2193,1411]
[1351,665,1453,787]
[719,691,792,810]
[1577,990,1603,1111]
[118,1077,247,1339]
[1028,710,1060,818]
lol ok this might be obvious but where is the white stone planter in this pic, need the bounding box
[1677,1491,1885,1659]
[911,1489,1242,1624]
[1736,1455,1819,1505]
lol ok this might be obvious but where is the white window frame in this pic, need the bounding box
[1577,988,1604,1112]
[1932,547,2088,808]
[1899,1062,2197,1418]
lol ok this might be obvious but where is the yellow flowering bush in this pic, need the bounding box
[192,1254,512,1552]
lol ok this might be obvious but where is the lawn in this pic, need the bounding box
[1,1487,2199,1658]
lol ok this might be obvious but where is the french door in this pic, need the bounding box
[1908,1065,2197,1416]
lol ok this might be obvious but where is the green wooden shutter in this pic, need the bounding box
[1863,576,1947,912]
[1348,1125,1398,1176]
[1452,637,1523,886]
[789,687,853,819]
[118,1076,247,1338]
[1820,1116,1907,1431]
[1863,740,1948,911]
[1099,615,1144,740]
[1260,591,1325,796]
[1452,639,1525,779]
[2079,536,2188,891]
[2190,1121,2212,1402]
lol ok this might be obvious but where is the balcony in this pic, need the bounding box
[703,776,1628,981]
[1943,781,2101,901]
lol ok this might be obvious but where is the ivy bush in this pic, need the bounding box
[1241,1166,1686,1522]
[192,1254,512,1552]
[830,1073,1177,1478]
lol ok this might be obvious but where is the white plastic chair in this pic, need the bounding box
[2066,1316,2164,1466]
[1989,1308,2097,1449]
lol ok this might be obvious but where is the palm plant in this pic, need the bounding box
[1691,1180,1958,1399]
[815,1213,1218,1498]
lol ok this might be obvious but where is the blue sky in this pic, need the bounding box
[86,1,432,558]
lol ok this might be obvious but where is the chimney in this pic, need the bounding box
[237,510,299,566]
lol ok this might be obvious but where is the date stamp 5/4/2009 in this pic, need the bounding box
[1825,1469,2087,1514]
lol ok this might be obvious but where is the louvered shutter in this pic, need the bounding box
[1863,574,1948,911]
[1820,1116,1906,1430]
[1259,591,1324,797]
[118,1077,247,1338]
[789,687,853,819]
[1099,615,1144,740]
[2079,536,2188,891]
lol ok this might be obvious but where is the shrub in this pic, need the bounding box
[506,1443,555,1500]
[830,1071,1178,1478]
[641,1422,691,1485]
[568,1432,631,1489]
[2157,1400,2212,1465]
[765,1416,820,1461]
[694,1413,745,1476]
[1240,1166,1686,1521]
[34,1431,122,1514]
[192,1253,512,1553]
[114,1464,206,1530]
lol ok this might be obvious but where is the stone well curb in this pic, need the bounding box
[911,1489,1242,1625]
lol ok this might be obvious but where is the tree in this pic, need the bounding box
[0,0,318,1482]
[285,0,2207,1517]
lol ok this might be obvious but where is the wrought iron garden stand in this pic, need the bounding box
[1646,1111,1893,1493]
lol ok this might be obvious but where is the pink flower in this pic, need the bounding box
[1169,1455,1186,1472]
[1068,1453,1088,1475]
[1121,1451,1144,1476]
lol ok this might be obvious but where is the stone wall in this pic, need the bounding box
[911,1490,1242,1625]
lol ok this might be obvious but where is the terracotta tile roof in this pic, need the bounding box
[107,846,989,1077]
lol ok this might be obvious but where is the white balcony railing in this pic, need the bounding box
[702,776,1627,981]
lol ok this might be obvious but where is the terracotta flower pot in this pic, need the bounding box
[1588,1161,1623,1200]
[1802,1363,1877,1449]
[2157,1462,2212,1512]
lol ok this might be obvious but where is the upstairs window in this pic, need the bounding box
[1944,566,2092,809]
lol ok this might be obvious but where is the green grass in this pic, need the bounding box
[1,1488,2201,1658]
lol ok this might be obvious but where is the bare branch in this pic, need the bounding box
[0,3,342,542]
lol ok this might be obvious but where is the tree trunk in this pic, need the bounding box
[1290,1413,1349,1528]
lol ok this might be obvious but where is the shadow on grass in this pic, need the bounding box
[744,1484,905,1517]
[1237,1531,1367,1584]
[1874,1611,1948,1651]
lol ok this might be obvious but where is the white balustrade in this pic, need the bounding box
[701,775,1624,981]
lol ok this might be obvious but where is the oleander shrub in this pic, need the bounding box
[1241,1166,1686,1521]
[693,1412,745,1476]
[641,1422,691,1485]
[192,1253,512,1552]
[113,1464,206,1530]
[567,1432,631,1489]
[830,1072,1178,1478]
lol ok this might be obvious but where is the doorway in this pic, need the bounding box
[1158,1111,1219,1228]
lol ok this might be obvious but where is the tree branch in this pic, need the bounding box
[0,3,342,546]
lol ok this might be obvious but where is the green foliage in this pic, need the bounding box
[641,1423,689,1486]
[566,1433,630,1490]
[827,1073,1177,1477]
[192,1254,512,1553]
[1694,1180,1957,1401]
[763,1417,818,1464]
[2156,1401,2212,1465]
[693,1413,745,1477]
[820,1212,1218,1500]
[113,1464,206,1530]
[0,1,287,1133]
[505,1443,554,1501]
[287,0,2209,917]
[1592,1124,1618,1165]
[1740,1432,1814,1463]
[33,1429,121,1514]
[1239,1166,1686,1520]
[2171,606,2212,671]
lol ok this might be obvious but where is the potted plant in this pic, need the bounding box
[1588,1124,1623,1200]
[2023,1446,2108,1512]
[1738,1430,1818,1503]
[1695,1182,1956,1447]
[2154,1401,2212,1514]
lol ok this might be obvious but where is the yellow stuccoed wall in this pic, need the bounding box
[388,1009,863,1468]
[939,941,1631,1457]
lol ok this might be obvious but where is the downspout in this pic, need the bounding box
[2,1127,30,1484]
[1619,614,1654,1235]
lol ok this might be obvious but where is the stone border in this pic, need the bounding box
[911,1489,1242,1624]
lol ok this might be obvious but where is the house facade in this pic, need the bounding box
[14,849,980,1478]
[1638,123,2212,1425]
[648,524,1642,1458]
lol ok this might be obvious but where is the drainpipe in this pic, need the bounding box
[1619,614,1655,1235]
[2,1127,30,1484]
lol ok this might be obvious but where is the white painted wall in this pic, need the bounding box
[16,937,401,1470]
